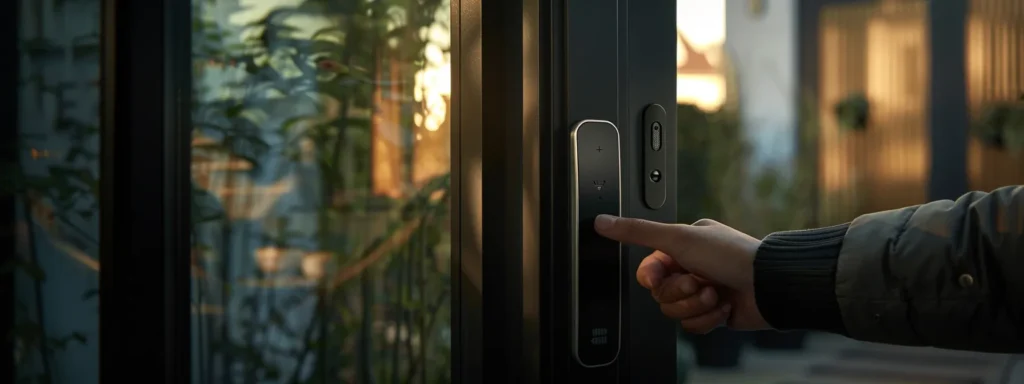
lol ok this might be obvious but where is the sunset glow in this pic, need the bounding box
[676,0,727,111]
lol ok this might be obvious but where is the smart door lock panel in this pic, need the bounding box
[642,104,668,209]
[570,119,622,368]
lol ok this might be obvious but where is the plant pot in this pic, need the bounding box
[689,328,745,368]
[753,330,808,351]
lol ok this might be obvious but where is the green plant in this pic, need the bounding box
[833,92,870,132]
[4,49,102,383]
[4,86,98,384]
[676,98,820,241]
[675,96,826,380]
[972,94,1024,153]
[189,0,452,382]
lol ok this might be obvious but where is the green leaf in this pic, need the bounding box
[81,288,99,300]
[833,92,870,131]
[191,183,226,225]
[224,104,245,117]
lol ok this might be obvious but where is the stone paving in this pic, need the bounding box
[680,333,1023,384]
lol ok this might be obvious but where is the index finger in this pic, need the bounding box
[594,215,688,253]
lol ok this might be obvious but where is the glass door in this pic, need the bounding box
[2,0,683,382]
[183,0,682,382]
[5,1,103,383]
[188,0,453,383]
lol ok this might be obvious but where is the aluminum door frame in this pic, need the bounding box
[98,0,192,382]
[452,0,678,382]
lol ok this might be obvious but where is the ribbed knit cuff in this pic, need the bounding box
[753,223,850,335]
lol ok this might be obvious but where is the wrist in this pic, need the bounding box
[752,224,850,335]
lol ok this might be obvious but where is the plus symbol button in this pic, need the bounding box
[596,146,603,152]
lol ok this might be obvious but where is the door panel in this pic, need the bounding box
[622,0,679,382]
[562,0,623,379]
[451,0,679,382]
[560,0,679,381]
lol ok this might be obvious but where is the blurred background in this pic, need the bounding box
[5,0,1023,383]
[674,1,1023,383]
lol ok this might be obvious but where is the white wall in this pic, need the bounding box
[725,0,799,170]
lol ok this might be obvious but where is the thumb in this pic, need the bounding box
[594,215,690,255]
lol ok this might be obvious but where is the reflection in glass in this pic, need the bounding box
[189,0,452,383]
[8,1,102,383]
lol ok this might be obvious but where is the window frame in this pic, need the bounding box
[1,0,20,380]
[98,0,192,381]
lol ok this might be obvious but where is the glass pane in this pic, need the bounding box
[189,1,452,383]
[7,1,103,383]
[674,0,1020,382]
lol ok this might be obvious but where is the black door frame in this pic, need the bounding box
[1,0,681,382]
[98,0,192,382]
[1,0,192,382]
[1,0,21,381]
[452,0,678,382]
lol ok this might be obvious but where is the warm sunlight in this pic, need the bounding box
[676,0,727,111]
[677,0,726,49]
[410,7,453,187]
[216,1,452,198]
[414,22,452,132]
[677,75,726,111]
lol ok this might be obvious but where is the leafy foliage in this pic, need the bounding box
[833,92,870,132]
[973,94,1024,153]
[189,0,452,383]
[677,99,819,238]
[6,53,100,383]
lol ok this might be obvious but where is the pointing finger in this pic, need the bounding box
[595,215,689,254]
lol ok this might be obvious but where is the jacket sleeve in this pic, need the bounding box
[752,185,1024,353]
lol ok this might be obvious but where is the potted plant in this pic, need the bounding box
[972,94,1024,153]
[833,92,870,131]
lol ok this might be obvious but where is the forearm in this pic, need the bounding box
[752,186,1024,353]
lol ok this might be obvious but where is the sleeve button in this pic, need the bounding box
[958,273,975,288]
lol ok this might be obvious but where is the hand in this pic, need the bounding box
[645,261,731,334]
[594,215,771,332]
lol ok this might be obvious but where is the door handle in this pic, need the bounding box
[569,119,622,368]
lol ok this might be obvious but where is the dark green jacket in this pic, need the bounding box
[753,185,1024,353]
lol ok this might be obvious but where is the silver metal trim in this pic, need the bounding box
[569,119,622,368]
